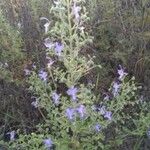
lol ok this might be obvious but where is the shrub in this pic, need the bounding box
[1,0,149,150]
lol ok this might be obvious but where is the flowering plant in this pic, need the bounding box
[26,1,107,149]
[3,0,150,150]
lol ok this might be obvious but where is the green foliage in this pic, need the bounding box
[1,0,148,149]
[0,10,23,81]
[0,0,150,149]
[0,10,23,62]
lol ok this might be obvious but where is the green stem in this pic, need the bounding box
[67,0,73,53]
[48,68,57,89]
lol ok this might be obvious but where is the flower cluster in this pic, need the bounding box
[111,65,128,97]
[92,105,112,121]
[44,38,64,57]
[65,85,87,121]
[65,104,86,121]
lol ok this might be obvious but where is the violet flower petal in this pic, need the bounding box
[112,82,121,97]
[118,65,127,81]
[54,42,64,56]
[31,100,38,108]
[72,2,81,23]
[67,86,78,101]
[104,111,112,120]
[65,108,75,121]
[76,104,86,119]
[38,70,48,81]
[43,138,53,148]
[7,131,15,141]
[94,123,101,132]
[52,92,60,105]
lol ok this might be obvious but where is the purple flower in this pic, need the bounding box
[44,38,54,49]
[92,105,112,120]
[6,131,15,141]
[72,2,81,23]
[38,70,48,81]
[147,129,150,138]
[67,86,78,101]
[139,95,144,103]
[94,123,101,132]
[117,65,127,81]
[31,100,38,108]
[65,108,75,121]
[104,111,112,120]
[54,42,64,56]
[43,138,53,149]
[24,68,31,76]
[52,92,60,105]
[112,82,121,97]
[76,104,86,119]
